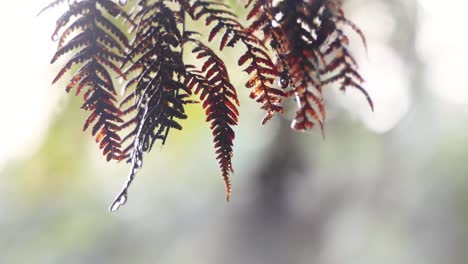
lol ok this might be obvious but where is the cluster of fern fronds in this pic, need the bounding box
[42,0,373,211]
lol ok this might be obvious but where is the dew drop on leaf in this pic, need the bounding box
[279,70,289,88]
[109,192,127,212]
[279,78,288,88]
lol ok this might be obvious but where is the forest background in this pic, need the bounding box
[1,0,468,263]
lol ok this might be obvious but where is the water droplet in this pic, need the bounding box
[279,70,289,88]
[279,78,288,88]
[51,33,58,41]
[109,193,127,212]
[119,0,127,4]
[271,20,279,28]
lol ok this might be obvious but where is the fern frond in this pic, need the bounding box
[319,1,374,111]
[189,0,285,124]
[48,0,130,161]
[185,39,239,201]
[110,1,190,211]
[246,0,372,132]
[43,0,373,210]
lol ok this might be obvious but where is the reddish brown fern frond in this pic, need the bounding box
[42,0,373,211]
[189,0,285,124]
[185,39,239,201]
[319,1,374,111]
[245,0,324,130]
[47,0,130,161]
[246,0,372,131]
